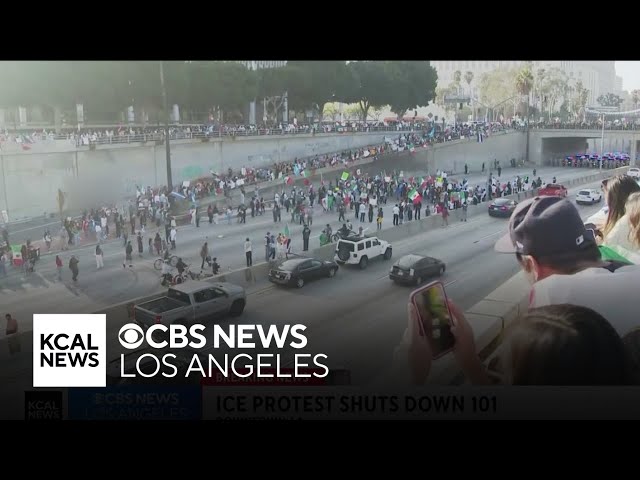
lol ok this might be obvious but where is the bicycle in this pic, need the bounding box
[154,255,179,270]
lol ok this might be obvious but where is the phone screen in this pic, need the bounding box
[411,282,455,358]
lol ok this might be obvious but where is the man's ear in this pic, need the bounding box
[519,254,539,276]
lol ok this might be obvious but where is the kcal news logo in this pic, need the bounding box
[33,314,106,387]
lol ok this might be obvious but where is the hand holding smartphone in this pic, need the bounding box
[409,280,456,359]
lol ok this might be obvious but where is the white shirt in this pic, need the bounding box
[244,241,252,253]
[603,214,640,264]
[393,206,400,215]
[530,264,640,336]
[170,229,177,241]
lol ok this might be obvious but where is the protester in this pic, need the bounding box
[95,244,104,269]
[5,313,17,336]
[200,241,209,270]
[69,255,79,282]
[124,241,133,268]
[244,238,252,267]
[55,254,63,280]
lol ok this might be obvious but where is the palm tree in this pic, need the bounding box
[464,71,474,91]
[515,67,534,163]
[453,70,462,86]
[464,71,474,119]
[535,68,546,118]
[632,89,640,109]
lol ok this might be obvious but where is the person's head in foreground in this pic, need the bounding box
[407,302,634,385]
[494,196,604,283]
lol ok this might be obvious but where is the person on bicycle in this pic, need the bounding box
[324,224,333,240]
[161,259,173,285]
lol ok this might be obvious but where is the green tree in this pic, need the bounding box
[453,70,462,85]
[479,68,518,121]
[515,67,534,119]
[573,81,589,122]
[337,61,392,122]
[286,61,349,120]
[386,61,437,119]
[597,92,623,108]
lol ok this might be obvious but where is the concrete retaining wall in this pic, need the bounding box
[0,130,524,221]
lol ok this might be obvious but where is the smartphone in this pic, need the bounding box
[409,280,455,359]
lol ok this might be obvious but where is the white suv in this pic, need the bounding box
[334,235,392,269]
[627,167,640,178]
[576,189,602,205]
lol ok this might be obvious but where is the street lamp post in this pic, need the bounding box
[600,112,605,170]
[159,61,173,192]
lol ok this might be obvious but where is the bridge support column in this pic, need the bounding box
[631,137,637,166]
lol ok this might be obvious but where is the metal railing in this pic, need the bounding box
[530,123,640,131]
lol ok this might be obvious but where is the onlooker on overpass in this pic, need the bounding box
[601,191,640,264]
[404,302,635,385]
[494,196,640,337]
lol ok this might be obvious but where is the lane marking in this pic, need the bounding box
[473,230,505,243]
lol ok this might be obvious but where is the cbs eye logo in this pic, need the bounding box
[118,324,145,349]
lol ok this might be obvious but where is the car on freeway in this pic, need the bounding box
[268,257,339,288]
[538,183,568,198]
[628,167,640,178]
[488,198,518,217]
[134,281,246,328]
[576,189,603,205]
[334,235,392,269]
[389,254,446,285]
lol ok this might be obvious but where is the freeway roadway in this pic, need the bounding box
[0,174,613,404]
[234,177,609,386]
[0,166,605,339]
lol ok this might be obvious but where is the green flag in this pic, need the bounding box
[284,223,290,237]
[341,171,349,181]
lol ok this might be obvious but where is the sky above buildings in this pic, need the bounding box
[615,61,640,91]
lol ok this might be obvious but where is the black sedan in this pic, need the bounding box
[389,254,445,285]
[488,198,518,218]
[269,258,339,288]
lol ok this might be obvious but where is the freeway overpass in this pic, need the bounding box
[528,128,640,166]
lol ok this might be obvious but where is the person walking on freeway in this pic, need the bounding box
[95,244,104,269]
[244,238,253,267]
[124,241,133,268]
[200,242,209,270]
[137,232,144,257]
[302,224,311,251]
[170,227,177,250]
[69,255,79,282]
[55,254,63,280]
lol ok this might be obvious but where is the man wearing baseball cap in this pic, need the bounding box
[495,195,640,336]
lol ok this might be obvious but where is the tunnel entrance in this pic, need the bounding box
[542,137,595,166]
